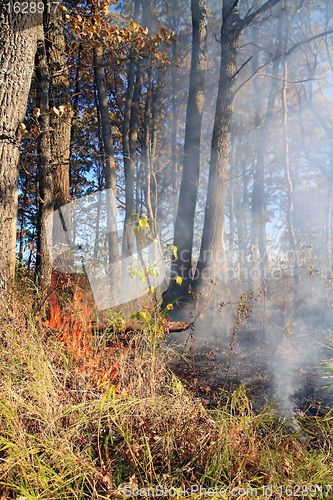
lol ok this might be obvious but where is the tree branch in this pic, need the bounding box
[241,0,282,29]
[234,29,333,99]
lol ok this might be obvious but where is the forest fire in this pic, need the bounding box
[45,271,122,389]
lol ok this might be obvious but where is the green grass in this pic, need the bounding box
[0,288,332,499]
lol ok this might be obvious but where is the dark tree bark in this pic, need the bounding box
[141,67,156,236]
[43,2,71,210]
[195,0,282,288]
[18,171,28,266]
[35,28,54,290]
[43,1,72,275]
[94,44,119,265]
[0,11,38,292]
[171,39,179,223]
[122,0,142,258]
[123,61,144,256]
[166,0,207,302]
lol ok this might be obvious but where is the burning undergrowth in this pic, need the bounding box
[0,277,333,499]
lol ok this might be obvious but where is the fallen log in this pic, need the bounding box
[95,320,191,334]
[125,320,191,333]
[48,320,191,335]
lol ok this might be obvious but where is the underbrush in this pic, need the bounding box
[0,289,332,499]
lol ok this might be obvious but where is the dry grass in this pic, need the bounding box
[0,285,332,499]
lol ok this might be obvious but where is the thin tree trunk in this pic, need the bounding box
[18,172,28,265]
[69,42,82,175]
[123,62,143,256]
[35,29,54,290]
[141,68,156,235]
[250,6,282,284]
[228,135,235,274]
[93,77,103,261]
[326,179,332,276]
[171,39,179,223]
[0,11,38,292]
[122,0,142,257]
[94,44,119,266]
[250,20,266,283]
[281,7,299,290]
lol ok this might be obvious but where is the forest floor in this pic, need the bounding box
[0,282,333,499]
[168,337,332,416]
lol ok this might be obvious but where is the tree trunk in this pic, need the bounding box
[167,0,207,300]
[43,2,72,274]
[195,0,241,286]
[281,6,299,290]
[141,68,156,236]
[326,179,332,276]
[195,0,282,289]
[123,62,143,257]
[43,2,71,210]
[0,11,38,292]
[18,172,28,266]
[250,6,282,284]
[250,21,266,283]
[122,0,143,258]
[94,44,119,265]
[35,28,54,290]
[171,39,179,223]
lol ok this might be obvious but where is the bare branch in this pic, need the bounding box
[241,0,282,29]
[255,73,324,84]
[232,56,252,79]
[234,30,333,99]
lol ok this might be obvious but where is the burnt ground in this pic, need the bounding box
[166,326,333,418]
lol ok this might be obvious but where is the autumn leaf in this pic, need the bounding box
[50,107,60,116]
[175,276,182,285]
[33,107,40,119]
[166,303,173,310]
[58,105,65,116]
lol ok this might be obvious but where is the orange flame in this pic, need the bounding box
[45,271,124,390]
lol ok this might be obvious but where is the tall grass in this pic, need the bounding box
[0,287,332,499]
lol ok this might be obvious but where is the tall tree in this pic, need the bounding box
[34,26,54,290]
[43,2,71,211]
[0,10,38,292]
[164,0,207,304]
[123,0,149,258]
[250,5,283,284]
[94,43,119,266]
[195,0,282,288]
